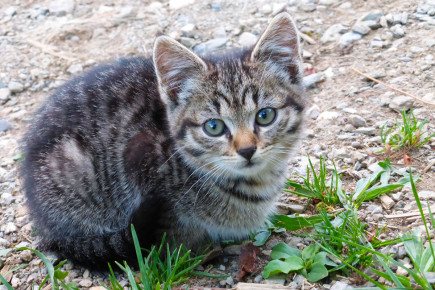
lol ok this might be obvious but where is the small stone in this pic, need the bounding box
[0,238,10,248]
[423,93,435,104]
[389,95,414,111]
[344,124,355,132]
[194,38,228,54]
[321,24,348,43]
[181,23,195,37]
[8,81,24,93]
[307,104,321,120]
[319,0,339,5]
[417,190,435,200]
[67,63,83,75]
[264,277,286,285]
[339,32,362,47]
[272,3,287,15]
[83,269,90,279]
[331,281,353,290]
[355,127,376,136]
[79,279,93,287]
[49,0,75,15]
[226,276,234,285]
[260,4,272,15]
[213,27,226,38]
[238,32,257,47]
[0,88,10,101]
[317,111,340,120]
[254,275,263,283]
[303,73,325,87]
[396,266,408,276]
[349,115,366,128]
[223,244,242,255]
[298,3,317,12]
[0,120,12,132]
[169,0,195,10]
[179,37,196,48]
[4,222,17,234]
[115,6,135,18]
[352,22,370,35]
[364,20,382,30]
[362,11,383,21]
[381,195,395,210]
[390,24,405,38]
[19,250,33,262]
[366,204,382,214]
[391,191,403,202]
[351,141,362,149]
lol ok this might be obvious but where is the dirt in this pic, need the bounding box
[0,0,434,289]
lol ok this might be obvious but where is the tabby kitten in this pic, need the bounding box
[22,12,305,268]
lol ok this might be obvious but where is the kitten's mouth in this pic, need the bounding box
[245,161,255,168]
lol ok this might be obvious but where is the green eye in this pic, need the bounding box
[255,108,276,126]
[203,119,226,136]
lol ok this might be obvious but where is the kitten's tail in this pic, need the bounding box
[40,227,138,270]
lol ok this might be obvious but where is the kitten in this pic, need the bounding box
[21,12,305,268]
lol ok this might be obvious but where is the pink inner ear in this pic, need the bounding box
[250,13,302,83]
[153,36,207,103]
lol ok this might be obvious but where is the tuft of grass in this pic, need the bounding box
[102,225,204,290]
[379,109,435,154]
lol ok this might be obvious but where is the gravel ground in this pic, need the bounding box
[0,0,434,289]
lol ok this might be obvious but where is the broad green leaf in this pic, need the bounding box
[314,251,337,267]
[285,180,316,198]
[362,184,403,201]
[271,214,326,231]
[54,269,69,280]
[253,231,271,246]
[270,242,301,260]
[306,262,328,282]
[263,258,303,279]
[302,244,318,262]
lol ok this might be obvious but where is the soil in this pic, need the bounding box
[0,0,434,289]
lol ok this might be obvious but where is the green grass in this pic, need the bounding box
[379,109,435,154]
[0,226,205,290]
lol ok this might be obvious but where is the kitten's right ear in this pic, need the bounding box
[153,36,208,106]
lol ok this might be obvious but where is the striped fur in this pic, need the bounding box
[21,12,305,268]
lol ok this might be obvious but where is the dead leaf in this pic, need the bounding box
[237,242,260,280]
[404,154,412,165]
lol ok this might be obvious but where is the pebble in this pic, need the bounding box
[349,115,366,128]
[264,277,286,285]
[389,95,414,111]
[223,244,242,255]
[317,111,340,120]
[0,238,10,248]
[307,104,321,120]
[416,190,435,200]
[355,127,376,136]
[391,191,403,202]
[390,24,405,38]
[179,37,195,48]
[49,0,75,15]
[352,22,370,35]
[366,204,382,214]
[319,0,340,5]
[4,222,17,234]
[79,279,93,287]
[260,4,272,15]
[0,120,12,132]
[331,281,353,290]
[381,195,395,210]
[238,32,257,47]
[361,11,383,21]
[422,92,435,103]
[226,276,234,286]
[67,63,83,75]
[298,3,317,12]
[194,38,228,54]
[396,266,408,276]
[8,81,24,93]
[169,0,195,10]
[303,73,325,87]
[321,24,348,43]
[351,141,362,149]
[181,23,195,37]
[339,32,362,47]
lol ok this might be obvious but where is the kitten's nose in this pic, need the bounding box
[237,146,257,161]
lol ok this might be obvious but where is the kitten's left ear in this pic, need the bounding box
[250,12,303,84]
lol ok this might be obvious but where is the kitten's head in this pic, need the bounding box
[153,13,305,180]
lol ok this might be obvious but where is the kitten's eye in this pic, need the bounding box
[255,108,276,126]
[203,119,226,137]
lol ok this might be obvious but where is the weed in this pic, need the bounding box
[103,225,204,290]
[379,109,435,155]
[263,242,337,282]
[251,220,286,246]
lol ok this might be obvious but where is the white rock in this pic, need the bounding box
[0,237,10,248]
[0,120,12,132]
[307,104,321,120]
[317,111,340,120]
[389,95,414,111]
[169,0,195,10]
[115,6,135,18]
[4,222,17,234]
[0,88,10,100]
[321,24,348,43]
[381,195,395,210]
[331,281,353,290]
[352,22,370,35]
[417,190,435,200]
[349,115,366,128]
[238,32,257,47]
[8,81,24,93]
[49,0,74,15]
[260,4,272,15]
[67,63,83,75]
[213,27,226,38]
[339,32,362,47]
[303,73,325,87]
[79,279,93,287]
[4,6,17,17]
[423,92,435,104]
[355,127,376,135]
[319,0,339,5]
[181,23,195,37]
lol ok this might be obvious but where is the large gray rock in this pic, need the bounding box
[352,22,370,35]
[8,81,24,93]
[0,120,12,132]
[339,32,362,46]
[389,95,414,111]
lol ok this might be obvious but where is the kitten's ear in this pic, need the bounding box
[153,36,208,105]
[250,12,303,83]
